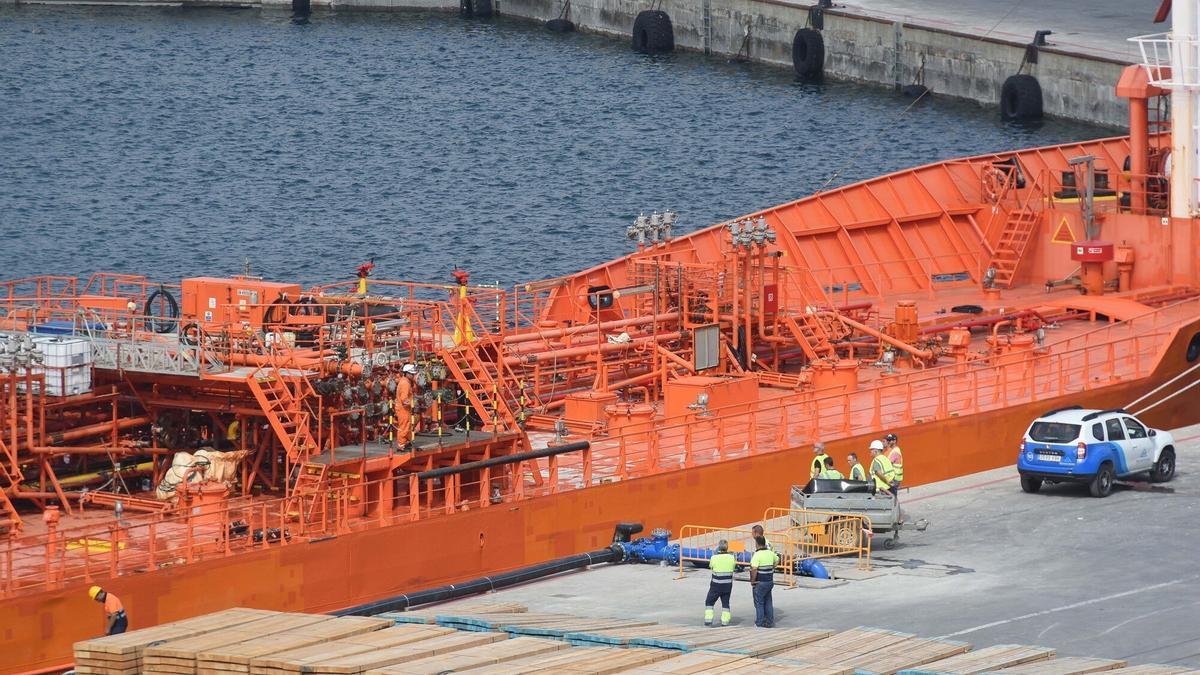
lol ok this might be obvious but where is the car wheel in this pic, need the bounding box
[1020,476,1042,493]
[1089,463,1115,498]
[1152,448,1176,483]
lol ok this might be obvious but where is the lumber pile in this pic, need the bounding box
[459,646,675,674]
[377,602,527,625]
[73,608,280,675]
[144,613,332,674]
[367,636,568,674]
[989,656,1127,674]
[248,625,456,675]
[193,616,393,674]
[700,627,834,657]
[903,644,1056,673]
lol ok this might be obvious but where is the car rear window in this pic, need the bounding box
[1029,422,1081,443]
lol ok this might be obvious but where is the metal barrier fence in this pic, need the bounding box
[764,507,872,571]
[676,525,794,588]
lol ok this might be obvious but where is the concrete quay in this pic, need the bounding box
[2,0,1151,127]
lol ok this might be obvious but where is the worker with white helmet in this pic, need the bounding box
[88,586,127,635]
[868,440,896,495]
[394,364,418,451]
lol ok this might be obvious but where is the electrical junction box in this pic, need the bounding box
[664,375,758,419]
[181,277,302,330]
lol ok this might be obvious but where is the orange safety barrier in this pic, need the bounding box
[764,507,872,571]
[675,524,795,588]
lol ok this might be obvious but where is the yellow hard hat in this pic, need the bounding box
[88,586,102,600]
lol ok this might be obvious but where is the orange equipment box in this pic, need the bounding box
[664,375,758,419]
[565,391,619,423]
[181,277,302,330]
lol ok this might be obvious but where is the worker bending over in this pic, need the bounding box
[750,536,779,628]
[847,453,867,481]
[885,433,904,491]
[89,586,127,635]
[394,364,417,451]
[809,441,829,481]
[869,440,896,496]
[818,457,843,480]
[703,540,736,627]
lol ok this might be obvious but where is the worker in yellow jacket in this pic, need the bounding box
[704,540,737,627]
[868,440,896,495]
[847,453,867,481]
[810,441,829,481]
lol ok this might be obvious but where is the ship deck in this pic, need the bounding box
[427,421,1200,670]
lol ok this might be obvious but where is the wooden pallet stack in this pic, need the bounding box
[453,646,675,674]
[366,636,568,674]
[192,616,393,674]
[248,625,457,675]
[988,655,1128,674]
[378,602,528,625]
[143,613,335,674]
[73,608,280,675]
[900,644,1056,673]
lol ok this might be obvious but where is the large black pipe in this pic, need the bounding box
[415,441,590,480]
[334,546,620,617]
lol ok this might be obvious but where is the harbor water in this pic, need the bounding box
[0,7,1109,287]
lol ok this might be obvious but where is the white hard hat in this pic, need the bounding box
[402,364,417,375]
[869,440,885,451]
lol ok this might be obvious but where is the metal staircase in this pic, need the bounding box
[989,207,1042,289]
[245,356,320,463]
[286,462,329,526]
[0,456,22,536]
[441,343,520,433]
[782,314,837,362]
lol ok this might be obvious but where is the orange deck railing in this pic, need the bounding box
[1,294,1196,599]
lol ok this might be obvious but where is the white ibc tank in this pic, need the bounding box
[32,336,93,397]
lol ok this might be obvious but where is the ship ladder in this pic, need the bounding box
[782,313,836,362]
[989,207,1041,288]
[246,367,319,464]
[286,462,329,529]
[0,459,23,537]
[441,344,519,433]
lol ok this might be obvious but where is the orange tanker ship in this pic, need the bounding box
[3,60,1200,673]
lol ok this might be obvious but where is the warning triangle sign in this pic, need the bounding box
[1051,216,1077,244]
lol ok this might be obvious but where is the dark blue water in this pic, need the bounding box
[0,6,1109,287]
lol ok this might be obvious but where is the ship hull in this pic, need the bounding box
[6,319,1200,674]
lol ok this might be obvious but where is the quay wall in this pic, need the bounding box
[7,0,1130,127]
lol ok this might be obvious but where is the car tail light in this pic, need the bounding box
[1076,442,1087,461]
[1020,440,1026,452]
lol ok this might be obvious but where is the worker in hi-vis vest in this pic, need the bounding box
[818,457,844,480]
[749,536,779,628]
[885,433,904,491]
[704,540,737,627]
[847,452,867,481]
[810,441,830,481]
[89,586,127,635]
[869,440,896,495]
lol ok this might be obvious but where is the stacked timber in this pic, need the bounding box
[816,635,972,674]
[904,644,1056,673]
[73,608,279,675]
[458,646,674,674]
[288,631,505,673]
[988,656,1127,673]
[366,636,567,674]
[144,613,332,674]
[248,625,456,675]
[378,602,527,625]
[193,616,392,674]
[565,624,739,650]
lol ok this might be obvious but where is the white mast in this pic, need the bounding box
[1133,2,1200,217]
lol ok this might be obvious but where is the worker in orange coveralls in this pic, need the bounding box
[394,363,417,451]
[88,586,128,635]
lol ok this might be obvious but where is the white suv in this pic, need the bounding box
[1017,407,1176,497]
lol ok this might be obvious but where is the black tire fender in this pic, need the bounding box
[792,28,824,80]
[1000,74,1043,121]
[545,18,575,32]
[461,0,493,18]
[632,10,674,54]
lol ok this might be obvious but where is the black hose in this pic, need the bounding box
[144,287,180,334]
[415,441,589,480]
[335,546,620,617]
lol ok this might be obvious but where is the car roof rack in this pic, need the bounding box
[1081,408,1130,421]
[1041,405,1083,417]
